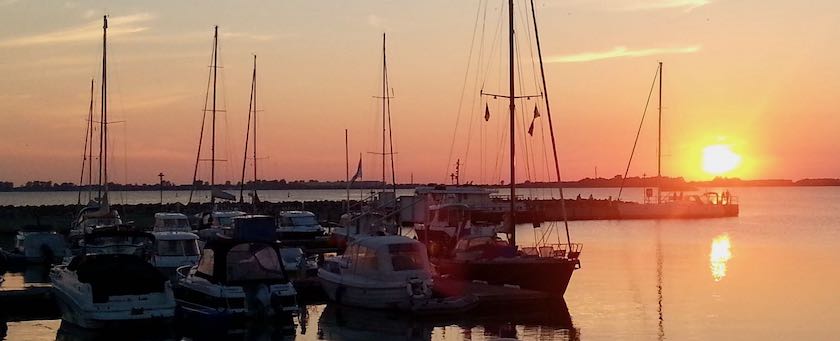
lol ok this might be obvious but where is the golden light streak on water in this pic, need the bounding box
[710,233,732,281]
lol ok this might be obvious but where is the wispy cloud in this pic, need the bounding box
[547,45,700,63]
[618,0,712,12]
[0,13,154,48]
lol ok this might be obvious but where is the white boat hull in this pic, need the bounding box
[319,271,420,310]
[50,265,176,328]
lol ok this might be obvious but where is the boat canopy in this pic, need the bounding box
[194,239,288,285]
[343,236,431,282]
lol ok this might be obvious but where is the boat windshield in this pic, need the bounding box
[285,216,318,226]
[157,239,200,257]
[389,243,426,271]
[162,218,190,229]
[216,217,234,227]
[226,243,285,281]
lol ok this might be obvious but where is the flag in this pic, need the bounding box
[484,103,490,121]
[349,157,363,183]
[528,106,540,136]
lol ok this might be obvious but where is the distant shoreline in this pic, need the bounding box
[1,177,838,192]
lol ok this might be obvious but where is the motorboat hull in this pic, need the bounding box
[319,275,417,310]
[175,277,298,319]
[50,272,175,328]
[435,257,579,296]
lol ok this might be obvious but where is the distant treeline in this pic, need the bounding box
[2,176,839,192]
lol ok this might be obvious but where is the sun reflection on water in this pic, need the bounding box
[710,233,732,281]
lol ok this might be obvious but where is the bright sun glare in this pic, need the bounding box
[702,144,741,176]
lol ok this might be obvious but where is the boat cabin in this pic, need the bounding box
[276,211,325,239]
[323,236,430,282]
[198,210,246,229]
[153,213,192,232]
[451,234,516,261]
[151,231,200,273]
[81,227,156,258]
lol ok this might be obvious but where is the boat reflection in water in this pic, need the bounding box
[710,233,732,281]
[318,299,577,341]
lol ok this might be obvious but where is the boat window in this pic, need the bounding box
[389,243,425,271]
[290,216,318,226]
[354,246,378,272]
[226,243,285,281]
[216,217,233,227]
[280,217,293,226]
[157,239,200,256]
[157,240,181,256]
[196,249,215,276]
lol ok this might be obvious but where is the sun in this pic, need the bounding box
[702,144,741,175]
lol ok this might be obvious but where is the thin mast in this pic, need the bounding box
[657,61,662,204]
[240,55,257,205]
[507,0,516,247]
[78,79,94,205]
[529,0,572,248]
[210,26,218,205]
[381,33,387,192]
[100,15,108,205]
[345,129,350,213]
[87,78,94,202]
[252,55,258,209]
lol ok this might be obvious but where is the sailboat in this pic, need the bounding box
[431,0,582,297]
[188,26,245,239]
[334,33,400,244]
[615,63,740,219]
[50,16,176,328]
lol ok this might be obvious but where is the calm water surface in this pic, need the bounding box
[2,187,839,340]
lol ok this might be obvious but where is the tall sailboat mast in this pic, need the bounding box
[529,0,572,248]
[240,55,258,207]
[100,15,109,205]
[78,78,95,205]
[657,61,663,204]
[210,26,219,204]
[382,34,387,191]
[507,0,517,247]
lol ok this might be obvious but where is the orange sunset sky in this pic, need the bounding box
[0,0,838,185]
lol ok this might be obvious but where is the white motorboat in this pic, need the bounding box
[50,227,176,328]
[319,235,476,312]
[276,211,326,240]
[150,213,200,277]
[175,215,298,320]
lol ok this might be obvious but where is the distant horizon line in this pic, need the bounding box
[2,176,839,191]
